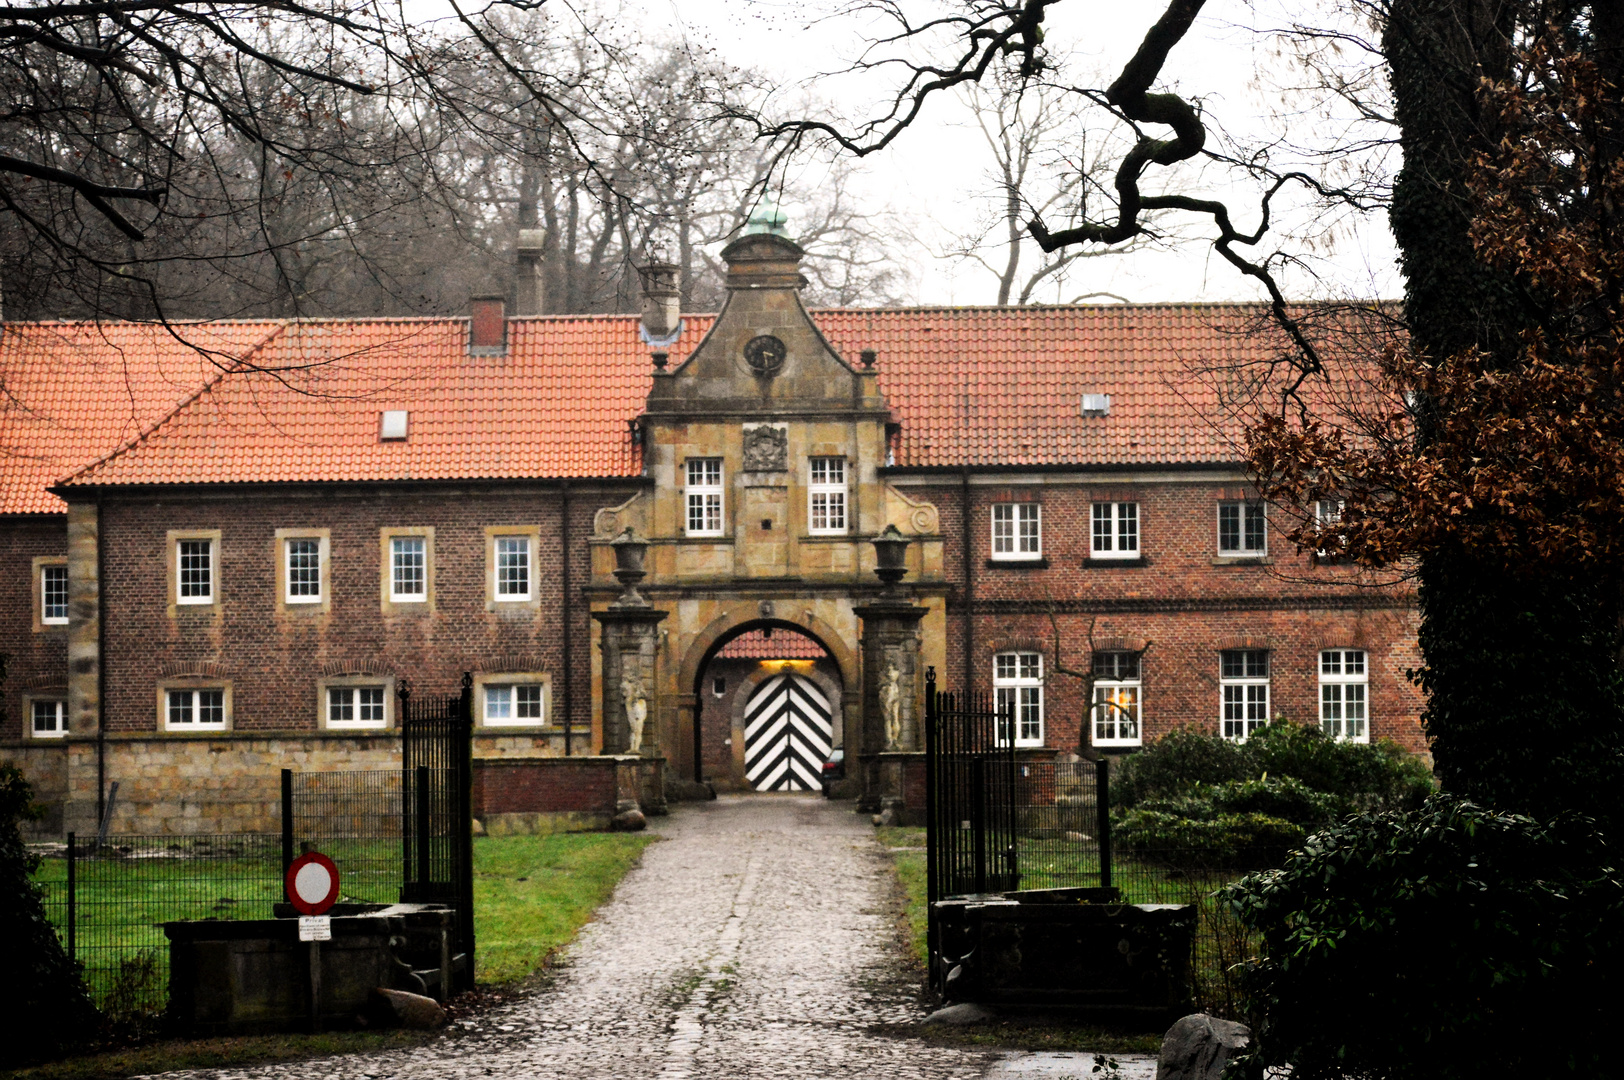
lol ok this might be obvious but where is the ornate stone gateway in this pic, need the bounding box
[743,671,833,791]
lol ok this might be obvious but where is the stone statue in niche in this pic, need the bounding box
[742,424,788,472]
[880,654,905,750]
[620,670,648,754]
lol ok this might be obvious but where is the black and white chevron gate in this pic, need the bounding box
[743,672,834,791]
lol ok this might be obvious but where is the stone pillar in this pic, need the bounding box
[854,597,929,815]
[591,528,668,814]
[64,500,101,835]
[593,609,666,757]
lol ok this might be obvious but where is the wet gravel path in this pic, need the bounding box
[155,794,1029,1080]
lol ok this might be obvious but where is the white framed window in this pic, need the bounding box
[326,685,389,729]
[31,699,67,738]
[284,538,322,603]
[1217,502,1267,556]
[474,673,552,727]
[1220,649,1270,741]
[991,503,1042,560]
[1315,499,1346,559]
[993,651,1044,746]
[686,458,724,536]
[1090,502,1139,560]
[41,564,69,625]
[177,539,215,604]
[495,536,531,600]
[1091,652,1142,746]
[166,688,227,730]
[391,536,426,601]
[1320,649,1369,742]
[483,684,546,726]
[808,457,848,534]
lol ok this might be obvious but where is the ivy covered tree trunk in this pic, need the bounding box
[1385,0,1624,827]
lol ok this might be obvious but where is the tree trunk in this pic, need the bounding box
[1387,0,1624,826]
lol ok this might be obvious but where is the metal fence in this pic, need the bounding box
[282,768,403,905]
[999,758,1266,1018]
[33,833,284,1015]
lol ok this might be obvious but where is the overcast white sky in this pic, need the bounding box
[640,0,1401,307]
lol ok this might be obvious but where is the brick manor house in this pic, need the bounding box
[0,221,1423,836]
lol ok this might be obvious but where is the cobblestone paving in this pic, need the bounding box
[157,794,1017,1080]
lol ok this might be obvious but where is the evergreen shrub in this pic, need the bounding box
[0,764,95,1063]
[1224,796,1622,1079]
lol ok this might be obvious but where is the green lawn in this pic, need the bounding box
[27,832,658,1012]
[473,831,657,986]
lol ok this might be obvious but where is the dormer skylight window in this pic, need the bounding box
[1081,394,1111,416]
[380,410,409,441]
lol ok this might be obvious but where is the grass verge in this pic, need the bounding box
[9,830,657,1080]
[871,825,1164,1056]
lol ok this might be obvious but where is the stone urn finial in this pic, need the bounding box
[611,527,651,607]
[872,524,910,596]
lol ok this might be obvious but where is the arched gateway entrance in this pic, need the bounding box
[690,622,843,792]
[585,227,948,818]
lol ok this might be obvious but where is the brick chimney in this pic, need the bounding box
[637,260,682,347]
[469,295,506,356]
[513,229,546,316]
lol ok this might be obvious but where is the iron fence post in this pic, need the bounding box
[458,671,476,990]
[924,668,938,992]
[415,765,431,895]
[66,831,75,962]
[1096,756,1113,889]
[280,768,294,898]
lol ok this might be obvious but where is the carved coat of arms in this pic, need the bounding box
[742,424,788,471]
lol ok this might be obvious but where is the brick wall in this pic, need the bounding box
[905,478,1425,752]
[473,756,617,816]
[96,482,632,735]
[1,514,69,740]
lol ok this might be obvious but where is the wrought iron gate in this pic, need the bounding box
[924,666,1019,904]
[400,673,475,989]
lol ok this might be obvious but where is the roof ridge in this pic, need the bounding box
[56,323,290,488]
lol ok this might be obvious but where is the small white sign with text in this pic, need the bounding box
[298,915,332,942]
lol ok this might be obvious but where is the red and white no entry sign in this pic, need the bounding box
[285,852,341,916]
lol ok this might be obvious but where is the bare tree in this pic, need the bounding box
[946,72,1159,304]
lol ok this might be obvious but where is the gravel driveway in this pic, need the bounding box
[154,793,1049,1080]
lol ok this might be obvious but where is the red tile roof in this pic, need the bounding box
[715,629,829,660]
[2,303,1361,504]
[0,321,288,513]
[55,316,696,492]
[819,305,1314,469]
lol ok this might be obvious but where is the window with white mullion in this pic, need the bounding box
[808,457,847,534]
[31,700,67,738]
[1217,502,1267,556]
[177,540,214,604]
[483,683,546,726]
[1220,649,1270,741]
[285,538,321,603]
[1320,648,1369,742]
[391,536,426,601]
[1091,651,1142,746]
[327,686,387,729]
[686,458,724,536]
[993,650,1044,746]
[1315,499,1346,560]
[1090,502,1139,559]
[167,688,226,729]
[991,503,1041,559]
[495,536,531,600]
[41,565,69,624]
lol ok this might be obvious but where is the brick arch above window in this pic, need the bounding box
[1215,636,1272,652]
[1092,637,1150,654]
[23,673,67,691]
[472,653,545,675]
[320,659,392,678]
[160,659,231,678]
